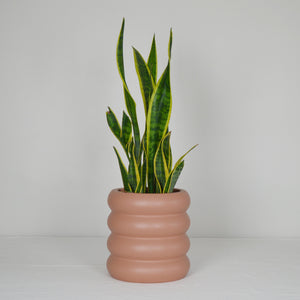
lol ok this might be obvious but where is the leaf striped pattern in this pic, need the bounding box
[123,87,140,159]
[116,18,127,87]
[133,47,154,116]
[116,18,140,159]
[109,19,197,193]
[106,107,130,159]
[164,160,184,193]
[121,111,132,147]
[147,35,157,83]
[128,141,140,192]
[106,107,121,140]
[163,144,198,193]
[154,135,169,192]
[163,131,172,172]
[146,63,172,192]
[113,147,131,192]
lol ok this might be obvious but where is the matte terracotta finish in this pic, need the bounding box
[106,189,191,283]
[107,234,190,260]
[108,212,190,237]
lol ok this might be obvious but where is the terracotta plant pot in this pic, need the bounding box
[106,188,191,283]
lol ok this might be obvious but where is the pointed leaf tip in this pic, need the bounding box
[147,35,157,83]
[168,28,173,60]
[133,47,155,117]
[116,18,127,87]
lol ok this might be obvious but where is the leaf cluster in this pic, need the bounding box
[107,19,197,193]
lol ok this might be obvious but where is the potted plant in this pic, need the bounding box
[106,19,198,283]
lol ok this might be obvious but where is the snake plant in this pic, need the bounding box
[106,19,197,193]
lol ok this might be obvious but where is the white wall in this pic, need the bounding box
[1,0,300,237]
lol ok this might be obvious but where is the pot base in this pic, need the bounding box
[107,254,190,283]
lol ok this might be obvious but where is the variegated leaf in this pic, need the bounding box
[113,147,131,192]
[163,144,198,193]
[147,35,157,83]
[133,47,154,116]
[146,63,172,192]
[121,111,132,146]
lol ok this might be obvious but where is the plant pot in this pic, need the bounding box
[106,188,191,283]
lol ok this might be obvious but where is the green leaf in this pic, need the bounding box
[164,160,184,193]
[147,35,157,83]
[154,143,168,193]
[146,63,172,192]
[168,28,173,60]
[116,18,127,87]
[128,141,140,192]
[141,156,147,193]
[123,86,140,159]
[113,146,131,192]
[116,18,141,159]
[106,107,121,140]
[138,133,145,164]
[107,107,130,159]
[135,180,143,193]
[133,47,155,117]
[154,133,170,192]
[163,144,198,193]
[141,138,147,193]
[121,111,132,146]
[163,130,172,172]
[128,160,137,191]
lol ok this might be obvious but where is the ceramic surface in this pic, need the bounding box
[106,189,191,283]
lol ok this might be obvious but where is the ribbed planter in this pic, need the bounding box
[106,188,191,283]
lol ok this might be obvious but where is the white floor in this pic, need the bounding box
[0,237,299,300]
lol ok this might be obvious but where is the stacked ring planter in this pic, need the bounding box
[106,188,191,283]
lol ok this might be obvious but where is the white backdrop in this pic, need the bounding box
[1,0,300,237]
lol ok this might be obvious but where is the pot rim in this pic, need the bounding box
[117,187,182,195]
[108,188,190,214]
